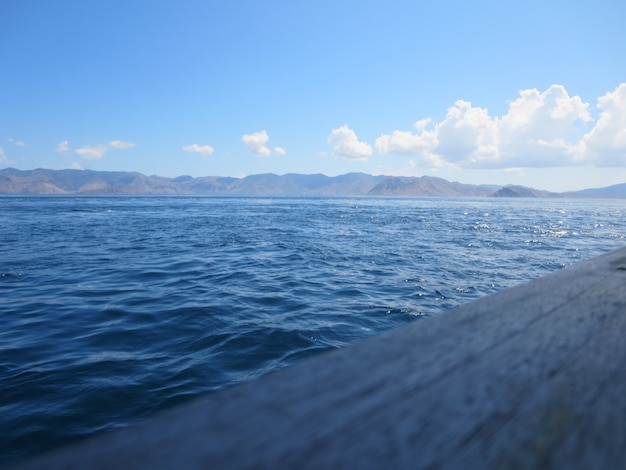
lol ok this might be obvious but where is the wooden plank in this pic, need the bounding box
[13,246,626,469]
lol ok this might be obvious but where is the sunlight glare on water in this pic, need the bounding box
[1,195,625,465]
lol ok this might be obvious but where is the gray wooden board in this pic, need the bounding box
[13,247,626,469]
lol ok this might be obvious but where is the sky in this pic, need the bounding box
[2,0,626,192]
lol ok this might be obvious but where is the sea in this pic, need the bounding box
[1,195,625,466]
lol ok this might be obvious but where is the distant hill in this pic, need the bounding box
[0,168,387,196]
[491,185,557,198]
[0,167,623,198]
[572,183,626,198]
[0,168,177,195]
[368,176,495,197]
[0,168,449,196]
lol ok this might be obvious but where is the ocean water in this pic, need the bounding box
[1,196,625,466]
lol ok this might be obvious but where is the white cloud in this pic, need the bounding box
[242,130,271,156]
[8,138,26,147]
[242,130,285,157]
[434,100,500,166]
[327,125,373,161]
[375,128,437,157]
[375,83,611,169]
[69,139,135,160]
[582,83,626,166]
[56,141,70,153]
[0,146,6,162]
[109,140,136,149]
[498,84,592,167]
[75,145,108,160]
[183,144,215,156]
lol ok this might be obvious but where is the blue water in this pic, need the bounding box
[1,196,625,466]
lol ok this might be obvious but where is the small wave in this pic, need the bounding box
[2,196,626,466]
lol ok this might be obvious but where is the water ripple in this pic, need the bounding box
[1,196,625,465]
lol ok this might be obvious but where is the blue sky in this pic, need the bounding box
[2,0,626,192]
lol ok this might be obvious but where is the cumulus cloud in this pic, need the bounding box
[582,83,626,166]
[183,144,215,156]
[56,141,70,153]
[0,147,6,162]
[434,100,500,166]
[242,130,271,156]
[75,145,109,160]
[109,140,136,149]
[71,139,136,160]
[242,130,285,156]
[375,83,626,169]
[327,125,373,161]
[375,119,441,166]
[497,85,591,166]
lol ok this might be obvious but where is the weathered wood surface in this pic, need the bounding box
[14,247,626,469]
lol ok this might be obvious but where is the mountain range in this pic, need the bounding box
[0,167,624,198]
